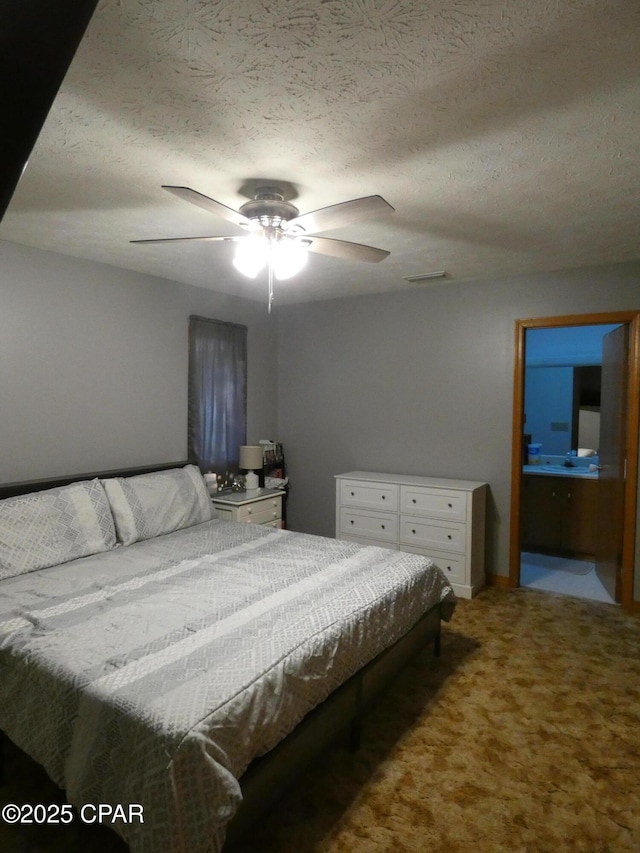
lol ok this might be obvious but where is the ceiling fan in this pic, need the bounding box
[132,185,395,310]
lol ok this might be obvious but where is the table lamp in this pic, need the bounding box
[239,445,263,491]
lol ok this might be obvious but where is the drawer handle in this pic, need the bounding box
[247,509,252,515]
[350,519,354,525]
[412,498,416,504]
[448,503,453,508]
[447,534,452,540]
[350,491,355,496]
[412,529,416,534]
[381,495,386,500]
[381,524,385,530]
[446,565,452,572]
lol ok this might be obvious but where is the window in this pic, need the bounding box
[188,316,247,472]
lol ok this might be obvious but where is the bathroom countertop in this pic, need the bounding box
[522,464,599,479]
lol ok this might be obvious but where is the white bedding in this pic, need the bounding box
[0,518,455,852]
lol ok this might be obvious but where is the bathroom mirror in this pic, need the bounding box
[524,325,618,458]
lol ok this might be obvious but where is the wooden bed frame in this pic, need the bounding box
[0,462,447,850]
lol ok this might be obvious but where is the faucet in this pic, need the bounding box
[564,451,577,467]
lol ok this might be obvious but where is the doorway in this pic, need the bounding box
[509,311,640,611]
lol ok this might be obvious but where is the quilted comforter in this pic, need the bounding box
[0,519,455,852]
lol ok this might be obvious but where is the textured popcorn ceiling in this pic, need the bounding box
[1,0,639,305]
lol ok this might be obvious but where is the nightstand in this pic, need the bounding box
[211,488,285,528]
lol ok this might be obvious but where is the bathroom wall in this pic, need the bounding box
[525,324,620,366]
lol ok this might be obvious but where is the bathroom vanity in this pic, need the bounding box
[521,463,598,557]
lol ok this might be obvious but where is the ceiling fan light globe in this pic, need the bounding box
[233,236,268,278]
[272,240,308,280]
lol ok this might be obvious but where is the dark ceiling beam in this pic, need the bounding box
[0,0,100,222]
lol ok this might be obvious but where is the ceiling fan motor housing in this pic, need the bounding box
[239,187,300,230]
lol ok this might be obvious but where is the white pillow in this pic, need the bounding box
[0,479,117,580]
[102,465,213,546]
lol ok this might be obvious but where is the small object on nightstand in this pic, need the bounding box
[204,473,217,496]
[213,471,242,492]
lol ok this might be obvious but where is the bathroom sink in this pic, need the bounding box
[540,465,594,475]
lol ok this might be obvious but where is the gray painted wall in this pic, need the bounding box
[2,239,639,597]
[275,261,640,586]
[0,239,278,482]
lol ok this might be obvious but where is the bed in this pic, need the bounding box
[0,463,456,852]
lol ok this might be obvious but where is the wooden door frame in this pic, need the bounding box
[509,310,640,612]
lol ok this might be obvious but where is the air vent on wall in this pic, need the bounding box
[402,271,448,283]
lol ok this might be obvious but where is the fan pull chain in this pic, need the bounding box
[268,258,274,313]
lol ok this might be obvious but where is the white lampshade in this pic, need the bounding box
[239,445,263,471]
[239,445,262,490]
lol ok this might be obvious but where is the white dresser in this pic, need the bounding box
[211,488,285,528]
[335,471,487,598]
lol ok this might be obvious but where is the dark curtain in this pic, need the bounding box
[188,316,247,473]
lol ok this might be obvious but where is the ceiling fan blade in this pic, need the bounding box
[305,236,389,263]
[162,186,250,228]
[289,195,394,235]
[131,235,240,244]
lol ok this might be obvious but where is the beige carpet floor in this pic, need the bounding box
[2,586,639,852]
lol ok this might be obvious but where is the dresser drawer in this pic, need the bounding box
[400,486,467,521]
[400,516,465,552]
[339,480,398,511]
[237,497,282,524]
[339,508,397,543]
[402,545,466,583]
[339,533,397,550]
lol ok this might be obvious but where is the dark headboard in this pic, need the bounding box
[0,461,190,500]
